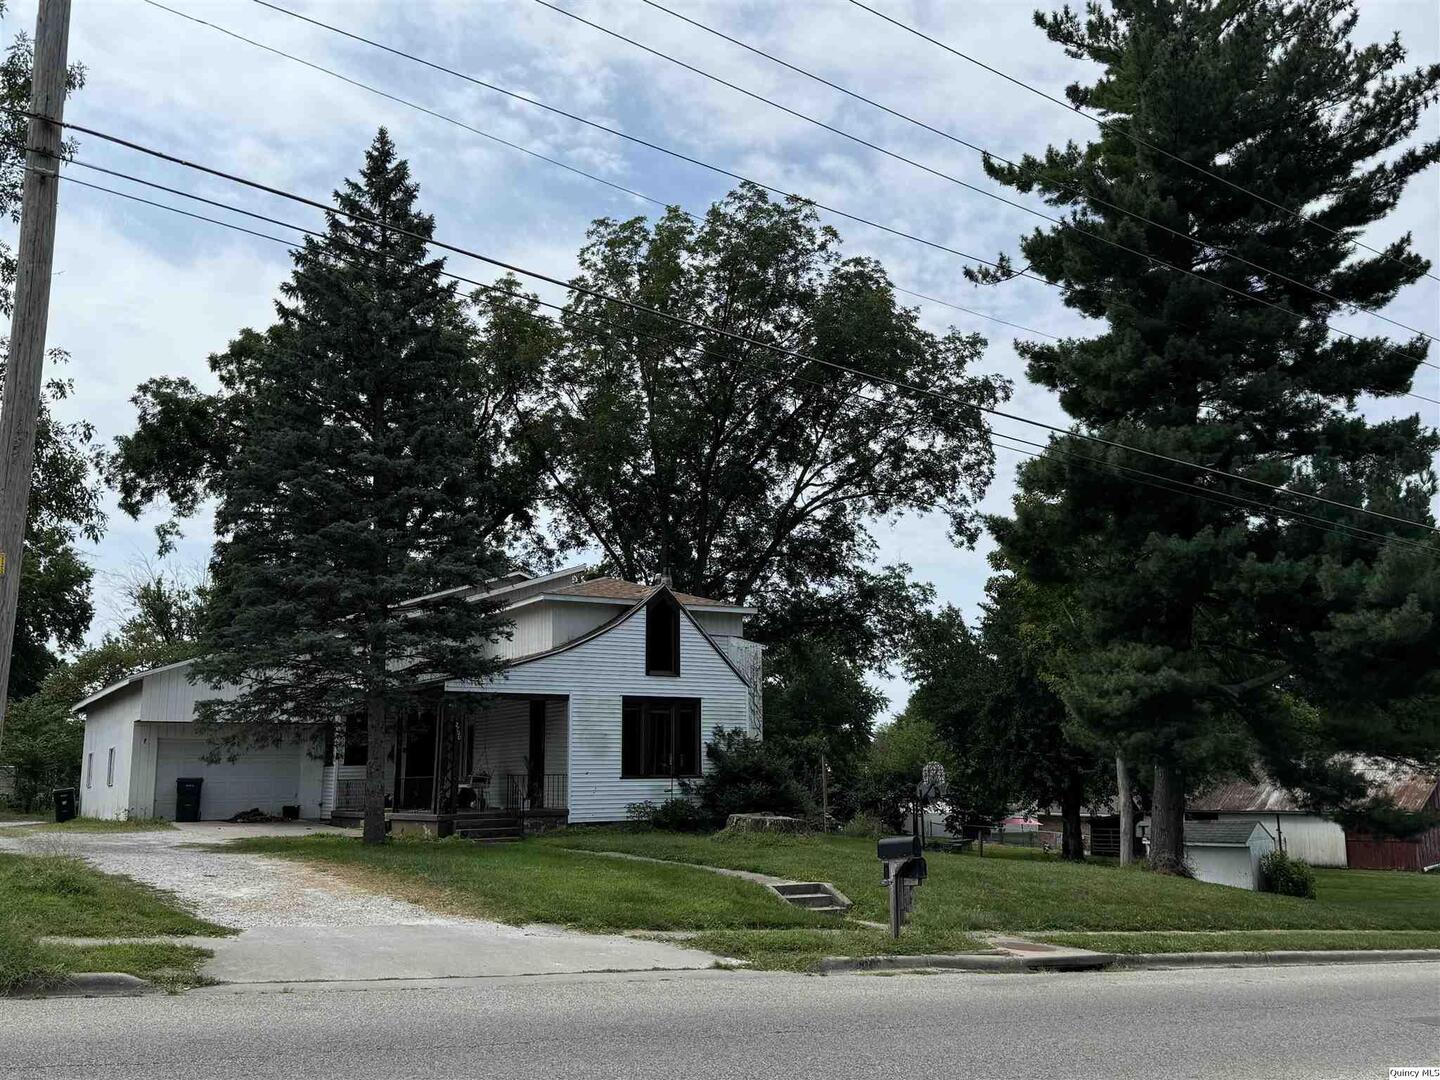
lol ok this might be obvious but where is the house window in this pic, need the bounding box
[645,592,680,675]
[621,697,701,778]
[106,748,115,788]
[85,752,93,789]
[340,713,368,767]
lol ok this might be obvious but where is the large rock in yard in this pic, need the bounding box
[725,813,809,834]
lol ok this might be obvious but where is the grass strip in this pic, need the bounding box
[1034,930,1440,955]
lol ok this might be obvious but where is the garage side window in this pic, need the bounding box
[621,697,701,778]
[85,752,93,789]
[106,748,115,787]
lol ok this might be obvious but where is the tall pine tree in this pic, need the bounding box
[194,131,534,843]
[983,1,1440,870]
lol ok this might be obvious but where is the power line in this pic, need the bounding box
[533,0,1439,371]
[845,0,1440,286]
[26,117,1440,537]
[242,0,1440,375]
[138,0,1059,345]
[134,0,1439,409]
[52,160,1437,559]
[633,0,1440,346]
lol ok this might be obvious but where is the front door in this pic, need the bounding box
[528,699,546,806]
[396,706,438,811]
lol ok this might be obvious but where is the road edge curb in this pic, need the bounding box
[816,948,1440,975]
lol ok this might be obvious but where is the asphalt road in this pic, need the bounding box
[5,963,1438,1079]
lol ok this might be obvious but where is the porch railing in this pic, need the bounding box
[502,773,567,811]
[335,778,366,813]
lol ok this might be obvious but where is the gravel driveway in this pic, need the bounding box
[0,822,718,982]
[0,822,456,929]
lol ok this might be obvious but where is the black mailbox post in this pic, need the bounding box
[175,777,204,822]
[878,835,927,938]
[52,787,76,823]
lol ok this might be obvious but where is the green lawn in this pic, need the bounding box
[544,829,1440,934]
[1035,930,1440,954]
[215,830,1440,974]
[0,852,228,993]
[21,817,175,834]
[225,834,989,970]
[224,835,836,933]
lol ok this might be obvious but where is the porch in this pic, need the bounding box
[323,692,569,835]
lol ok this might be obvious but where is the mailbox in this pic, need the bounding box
[877,835,922,862]
[878,836,926,938]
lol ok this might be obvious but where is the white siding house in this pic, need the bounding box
[72,569,761,827]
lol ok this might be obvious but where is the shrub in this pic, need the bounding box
[1259,850,1316,899]
[693,729,814,828]
[624,797,707,833]
[839,812,886,838]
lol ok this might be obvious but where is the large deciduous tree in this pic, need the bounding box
[171,131,538,843]
[981,0,1440,870]
[2,358,103,701]
[532,184,1006,626]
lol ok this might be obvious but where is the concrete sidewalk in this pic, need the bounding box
[202,924,717,983]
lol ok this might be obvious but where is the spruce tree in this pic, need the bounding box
[194,131,530,844]
[982,2,1440,869]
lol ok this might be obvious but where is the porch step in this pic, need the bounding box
[769,882,852,913]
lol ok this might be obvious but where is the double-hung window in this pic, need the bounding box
[621,697,701,779]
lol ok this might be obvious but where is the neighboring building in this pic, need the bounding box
[1342,768,1440,872]
[1170,820,1276,890]
[73,568,762,828]
[1188,779,1348,868]
[1190,766,1440,872]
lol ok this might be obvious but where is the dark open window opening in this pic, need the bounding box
[339,712,368,767]
[645,591,681,676]
[621,697,701,779]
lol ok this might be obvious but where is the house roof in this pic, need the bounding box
[543,576,750,611]
[1183,820,1272,847]
[70,657,198,714]
[498,583,755,687]
[1193,763,1439,815]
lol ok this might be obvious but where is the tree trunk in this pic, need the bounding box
[362,693,389,846]
[1117,753,1134,866]
[1060,773,1085,861]
[1149,760,1188,874]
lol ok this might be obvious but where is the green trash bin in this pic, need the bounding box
[175,777,203,822]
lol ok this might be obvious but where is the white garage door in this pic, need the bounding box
[153,739,302,820]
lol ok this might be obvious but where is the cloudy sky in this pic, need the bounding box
[8,0,1438,714]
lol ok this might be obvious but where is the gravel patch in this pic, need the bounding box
[0,823,465,930]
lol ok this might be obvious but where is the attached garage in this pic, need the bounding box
[152,738,304,820]
[74,660,326,822]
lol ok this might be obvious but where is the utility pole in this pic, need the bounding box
[0,0,72,744]
[1116,753,1134,866]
